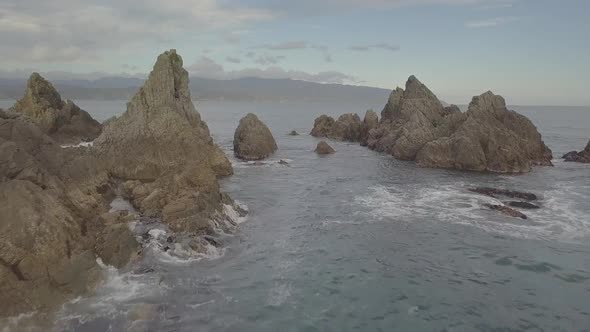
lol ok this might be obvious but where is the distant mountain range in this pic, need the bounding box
[0,76,392,103]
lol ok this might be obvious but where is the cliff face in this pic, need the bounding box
[0,50,236,318]
[10,73,102,143]
[95,49,233,232]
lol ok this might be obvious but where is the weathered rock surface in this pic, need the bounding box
[233,113,277,161]
[485,204,528,219]
[310,115,335,138]
[315,141,335,155]
[361,76,553,172]
[360,110,379,146]
[1,50,238,319]
[507,201,541,210]
[95,49,233,233]
[416,91,553,173]
[0,110,123,317]
[10,73,102,143]
[310,113,362,142]
[468,187,538,201]
[562,140,590,163]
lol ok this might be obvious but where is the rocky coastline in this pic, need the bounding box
[0,50,242,318]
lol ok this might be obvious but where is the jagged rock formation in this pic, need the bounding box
[95,49,233,233]
[416,91,553,172]
[315,141,335,155]
[311,113,363,142]
[360,110,379,146]
[233,113,277,161]
[0,110,138,317]
[310,115,335,138]
[10,73,102,143]
[1,50,241,318]
[362,76,553,173]
[562,140,590,163]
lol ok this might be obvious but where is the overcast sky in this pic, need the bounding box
[1,0,588,105]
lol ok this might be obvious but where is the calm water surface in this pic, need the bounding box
[1,99,590,332]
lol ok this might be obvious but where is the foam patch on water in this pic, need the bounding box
[60,141,94,148]
[354,183,590,242]
[223,202,248,225]
[54,258,159,328]
[109,197,137,214]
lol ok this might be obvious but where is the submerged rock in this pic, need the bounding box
[485,204,528,219]
[507,201,541,209]
[10,73,102,143]
[233,113,278,160]
[95,49,233,233]
[469,187,538,201]
[289,130,299,136]
[562,140,590,163]
[310,115,335,138]
[315,141,335,155]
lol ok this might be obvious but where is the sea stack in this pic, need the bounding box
[95,49,233,232]
[362,76,553,173]
[562,140,590,163]
[10,73,102,143]
[233,113,277,160]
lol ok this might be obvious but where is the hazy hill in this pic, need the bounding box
[0,76,391,103]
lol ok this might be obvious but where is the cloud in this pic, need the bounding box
[349,43,400,52]
[324,54,333,63]
[188,56,357,84]
[254,55,286,65]
[475,2,513,10]
[0,0,274,63]
[258,41,308,50]
[465,16,519,28]
[226,56,242,64]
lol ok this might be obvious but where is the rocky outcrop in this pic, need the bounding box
[0,110,129,317]
[95,49,233,233]
[485,204,528,219]
[311,113,363,142]
[10,73,102,143]
[360,110,379,146]
[416,91,553,173]
[367,76,445,160]
[562,140,590,163]
[289,130,299,136]
[315,141,335,155]
[1,50,240,318]
[310,115,335,138]
[361,76,553,173]
[468,187,538,201]
[233,113,277,161]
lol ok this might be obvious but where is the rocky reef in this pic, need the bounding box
[312,75,553,173]
[0,50,238,318]
[233,113,277,161]
[315,141,335,155]
[562,140,590,163]
[10,73,102,143]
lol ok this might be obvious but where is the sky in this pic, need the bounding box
[0,0,589,105]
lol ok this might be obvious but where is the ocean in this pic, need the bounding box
[1,99,589,331]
